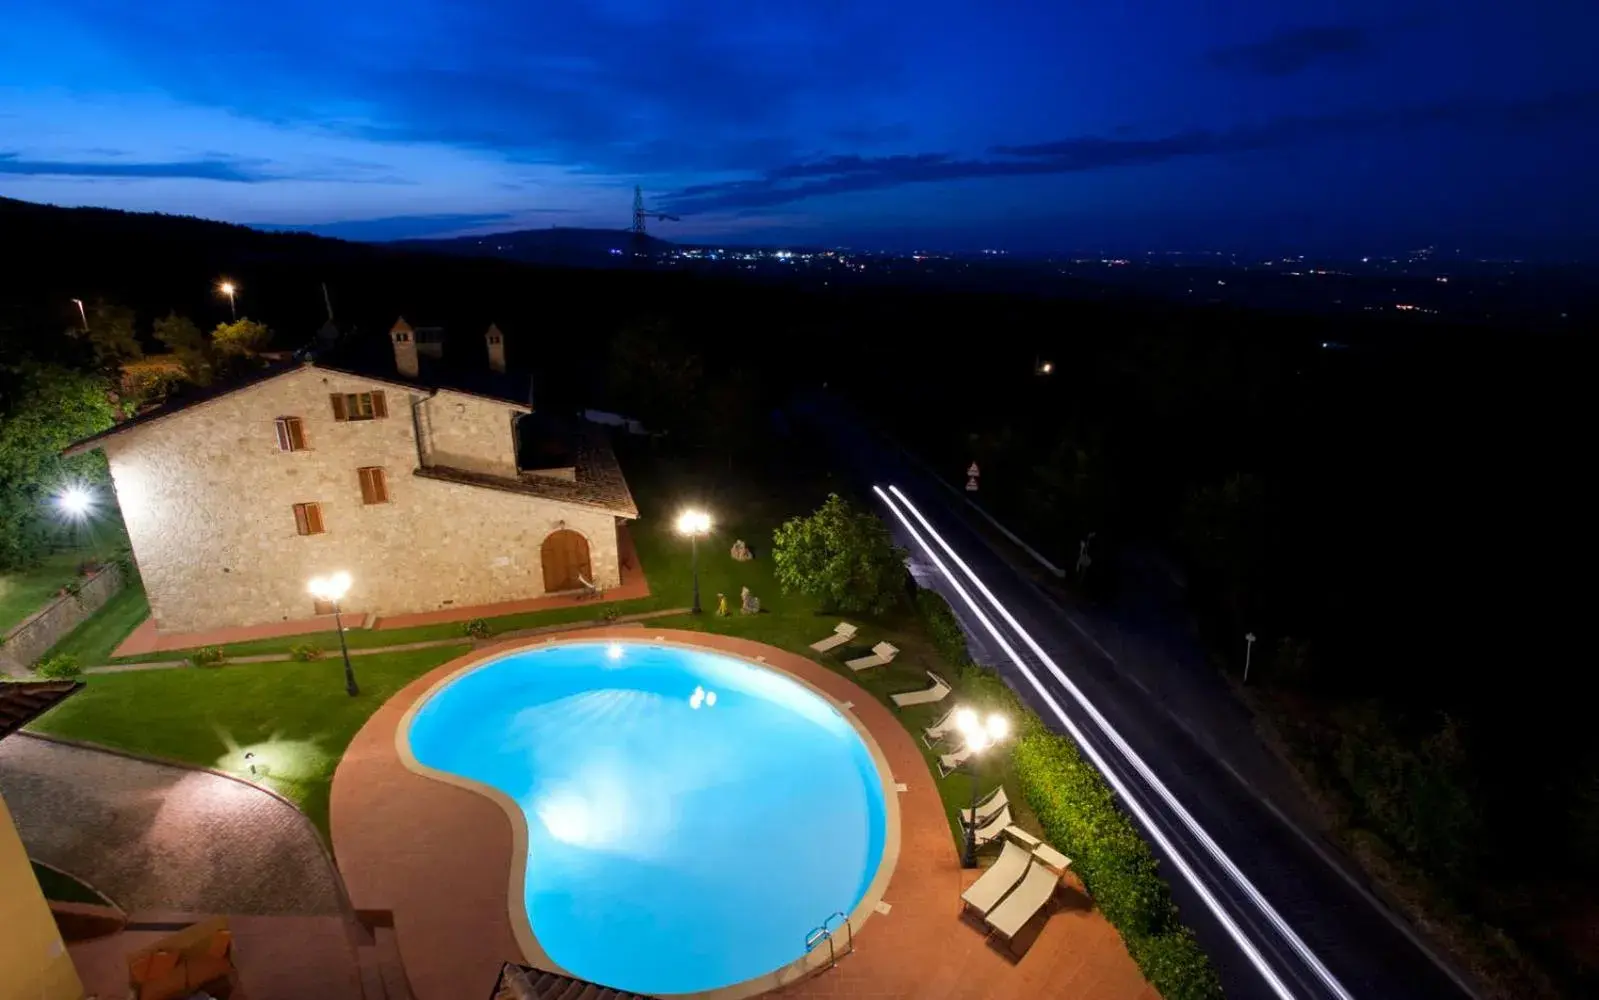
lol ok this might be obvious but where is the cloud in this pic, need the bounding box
[1209,24,1372,77]
[662,90,1599,214]
[0,153,271,181]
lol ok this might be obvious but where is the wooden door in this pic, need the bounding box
[541,529,592,592]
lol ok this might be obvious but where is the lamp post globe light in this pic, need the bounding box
[308,571,358,696]
[55,486,94,520]
[675,509,712,614]
[956,707,1010,868]
[219,280,238,320]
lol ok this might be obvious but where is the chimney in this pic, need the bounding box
[485,323,506,373]
[391,316,418,378]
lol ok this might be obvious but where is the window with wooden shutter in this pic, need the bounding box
[275,416,307,452]
[292,502,325,536]
[358,466,389,505]
[335,391,387,422]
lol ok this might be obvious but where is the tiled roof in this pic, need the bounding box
[0,680,83,741]
[491,962,647,1000]
[415,426,638,518]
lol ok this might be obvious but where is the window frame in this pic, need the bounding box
[274,415,307,452]
[331,390,388,422]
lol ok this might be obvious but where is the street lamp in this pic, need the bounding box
[308,571,358,696]
[55,486,94,520]
[675,509,712,614]
[219,280,238,320]
[1244,632,1257,684]
[70,298,88,332]
[956,707,1010,868]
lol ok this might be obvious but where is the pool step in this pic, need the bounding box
[495,962,646,1000]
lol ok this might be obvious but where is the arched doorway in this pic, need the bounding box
[541,529,592,592]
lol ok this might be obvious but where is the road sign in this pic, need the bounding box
[967,462,980,477]
[965,476,979,492]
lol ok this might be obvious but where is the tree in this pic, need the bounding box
[771,494,908,614]
[76,299,142,370]
[153,312,213,384]
[606,320,702,435]
[0,361,117,569]
[212,318,271,358]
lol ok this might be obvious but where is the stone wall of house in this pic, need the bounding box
[415,390,526,478]
[0,563,124,674]
[102,366,622,633]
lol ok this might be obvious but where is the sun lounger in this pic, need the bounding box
[938,742,976,777]
[960,839,1032,915]
[891,670,952,708]
[576,573,602,600]
[1004,825,1041,848]
[960,785,1009,826]
[973,805,1013,847]
[809,622,858,652]
[985,860,1061,946]
[922,704,959,747]
[846,641,899,671]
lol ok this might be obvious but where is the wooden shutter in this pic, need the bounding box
[293,502,325,535]
[358,467,388,505]
[287,417,307,451]
[330,394,348,421]
[275,417,293,451]
[371,390,388,418]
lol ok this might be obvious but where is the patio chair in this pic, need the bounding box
[809,621,858,652]
[576,573,602,600]
[938,742,975,777]
[960,785,1009,826]
[845,641,899,672]
[126,916,237,1000]
[922,704,960,747]
[890,670,952,708]
[973,805,1013,847]
[984,861,1062,949]
[960,839,1032,916]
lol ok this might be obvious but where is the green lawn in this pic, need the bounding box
[29,645,469,842]
[31,860,110,906]
[42,577,151,665]
[0,542,122,634]
[28,450,1034,856]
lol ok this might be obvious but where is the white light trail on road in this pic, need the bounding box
[885,484,1356,1000]
[873,486,1299,1000]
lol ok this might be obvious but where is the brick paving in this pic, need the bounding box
[333,628,1157,1000]
[0,734,341,916]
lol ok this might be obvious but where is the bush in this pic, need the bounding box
[34,653,83,679]
[772,494,908,615]
[461,618,491,639]
[914,589,974,671]
[289,642,324,662]
[1012,719,1222,998]
[188,646,226,668]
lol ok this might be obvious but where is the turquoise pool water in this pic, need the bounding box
[406,641,889,995]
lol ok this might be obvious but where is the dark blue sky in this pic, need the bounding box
[2,1,1596,255]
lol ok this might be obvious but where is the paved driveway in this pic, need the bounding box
[0,734,341,916]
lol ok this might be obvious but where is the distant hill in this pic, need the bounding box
[392,227,672,264]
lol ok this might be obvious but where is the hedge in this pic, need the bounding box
[914,588,1223,1000]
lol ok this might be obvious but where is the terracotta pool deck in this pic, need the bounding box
[111,529,648,657]
[330,628,1158,1000]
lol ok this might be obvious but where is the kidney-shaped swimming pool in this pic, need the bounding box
[405,640,891,995]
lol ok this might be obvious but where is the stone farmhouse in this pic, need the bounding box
[64,319,637,633]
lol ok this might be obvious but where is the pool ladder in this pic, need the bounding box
[803,911,853,970]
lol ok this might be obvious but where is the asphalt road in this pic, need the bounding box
[802,396,1472,1000]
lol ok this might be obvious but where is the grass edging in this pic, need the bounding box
[914,589,1224,1000]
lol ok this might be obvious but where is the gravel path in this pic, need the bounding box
[0,734,341,915]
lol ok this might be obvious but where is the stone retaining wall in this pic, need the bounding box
[0,564,124,675]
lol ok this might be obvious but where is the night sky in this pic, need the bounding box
[2,1,1596,255]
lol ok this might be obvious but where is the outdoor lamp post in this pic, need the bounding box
[956,707,1011,868]
[675,509,712,614]
[1244,631,1257,684]
[308,571,358,696]
[55,486,93,520]
[219,280,238,320]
